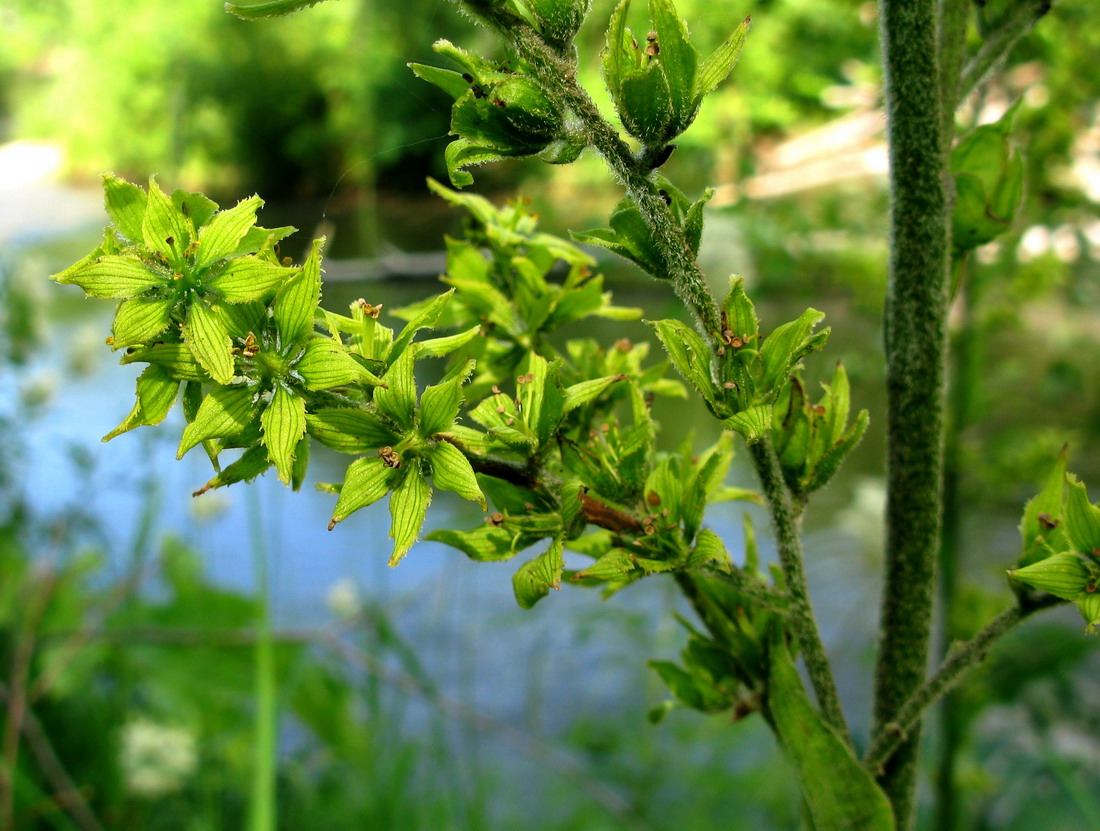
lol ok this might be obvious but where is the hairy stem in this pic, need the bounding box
[749,440,850,745]
[481,14,723,339]
[873,0,949,824]
[938,0,970,143]
[865,595,1065,774]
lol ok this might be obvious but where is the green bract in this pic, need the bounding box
[411,41,573,187]
[54,175,297,385]
[951,101,1025,253]
[603,0,748,151]
[647,277,831,442]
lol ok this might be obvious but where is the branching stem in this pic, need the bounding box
[865,594,1065,773]
[478,12,724,340]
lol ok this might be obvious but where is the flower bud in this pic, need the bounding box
[951,101,1025,253]
[524,0,591,47]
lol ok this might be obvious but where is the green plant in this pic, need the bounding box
[48,0,1097,828]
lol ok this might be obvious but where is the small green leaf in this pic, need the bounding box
[112,295,174,347]
[275,238,324,346]
[103,365,180,441]
[649,0,698,129]
[389,466,432,566]
[766,638,896,831]
[722,276,759,343]
[389,290,454,361]
[193,445,271,495]
[573,547,636,581]
[695,16,749,100]
[1020,446,1068,552]
[177,385,257,458]
[683,188,714,256]
[329,456,397,528]
[416,325,482,359]
[682,451,723,541]
[687,528,731,570]
[142,177,193,263]
[231,224,296,258]
[1065,477,1100,557]
[183,299,235,384]
[419,371,468,437]
[724,405,773,442]
[648,319,718,410]
[57,254,160,299]
[206,256,293,303]
[512,537,565,609]
[562,375,626,413]
[1008,552,1093,600]
[196,195,263,269]
[427,524,518,562]
[428,441,486,508]
[216,299,266,339]
[1075,593,1100,633]
[649,659,726,712]
[102,173,147,242]
[806,409,869,493]
[306,409,399,454]
[172,189,219,230]
[375,347,417,429]
[296,339,382,390]
[409,63,471,100]
[760,308,826,394]
[261,384,306,484]
[225,0,334,19]
[121,342,207,381]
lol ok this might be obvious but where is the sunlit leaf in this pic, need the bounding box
[428,441,486,508]
[512,537,565,609]
[275,238,324,346]
[177,385,257,459]
[112,295,174,347]
[261,384,306,484]
[56,254,160,299]
[142,177,193,265]
[329,456,397,529]
[695,16,749,100]
[103,365,180,441]
[306,409,399,454]
[374,346,417,429]
[296,339,382,390]
[206,256,293,303]
[102,173,147,243]
[183,299,235,384]
[193,445,271,496]
[196,195,263,269]
[389,466,432,566]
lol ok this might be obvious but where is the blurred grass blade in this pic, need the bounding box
[247,487,277,831]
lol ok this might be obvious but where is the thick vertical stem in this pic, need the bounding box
[873,0,950,826]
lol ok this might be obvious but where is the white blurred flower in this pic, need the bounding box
[326,577,362,619]
[119,718,197,798]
